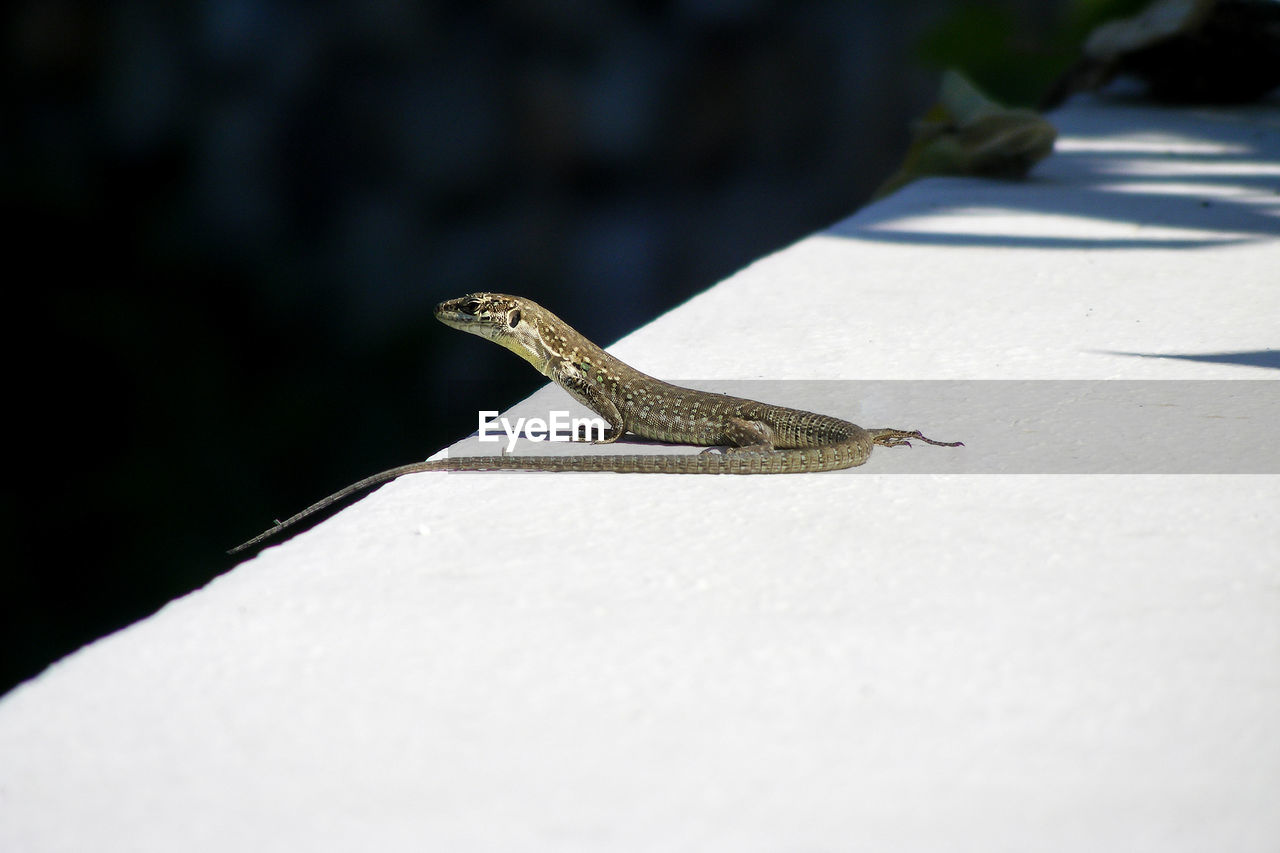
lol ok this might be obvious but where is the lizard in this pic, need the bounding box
[230,293,961,554]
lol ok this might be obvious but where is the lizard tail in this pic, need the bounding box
[228,460,449,554]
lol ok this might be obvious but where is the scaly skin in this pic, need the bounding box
[231,293,961,553]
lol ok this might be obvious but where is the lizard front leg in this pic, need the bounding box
[560,370,628,443]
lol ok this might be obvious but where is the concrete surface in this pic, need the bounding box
[2,95,1277,852]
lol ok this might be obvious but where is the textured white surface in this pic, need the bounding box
[3,97,1278,852]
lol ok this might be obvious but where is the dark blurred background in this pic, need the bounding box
[3,0,1139,694]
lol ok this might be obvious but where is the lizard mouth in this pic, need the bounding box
[435,294,511,330]
[433,301,486,333]
[433,305,464,327]
[434,301,512,346]
[433,298,466,322]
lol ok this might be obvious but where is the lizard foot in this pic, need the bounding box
[870,428,964,449]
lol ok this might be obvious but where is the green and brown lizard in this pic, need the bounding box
[231,293,961,553]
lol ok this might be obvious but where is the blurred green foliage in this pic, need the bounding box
[918,0,1156,105]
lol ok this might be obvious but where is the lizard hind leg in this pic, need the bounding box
[698,416,776,455]
[868,428,964,448]
[722,416,778,451]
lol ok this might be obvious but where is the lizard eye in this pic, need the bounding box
[507,309,521,328]
[462,299,482,315]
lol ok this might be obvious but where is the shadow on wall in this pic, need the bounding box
[833,97,1280,249]
[1100,350,1280,370]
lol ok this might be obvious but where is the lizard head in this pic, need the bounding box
[435,293,562,375]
